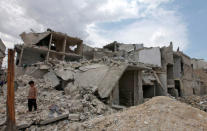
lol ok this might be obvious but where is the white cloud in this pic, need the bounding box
[0,0,188,51]
[98,0,139,20]
[87,0,188,50]
[0,0,45,48]
[85,24,111,47]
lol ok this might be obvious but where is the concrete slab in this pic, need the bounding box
[40,64,50,70]
[39,114,68,125]
[55,70,74,81]
[79,64,105,72]
[43,71,60,87]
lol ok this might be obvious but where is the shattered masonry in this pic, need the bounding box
[0,29,207,130]
[14,30,207,104]
[15,29,83,66]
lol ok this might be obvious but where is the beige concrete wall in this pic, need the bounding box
[179,53,199,96]
[182,79,194,96]
[132,47,162,67]
[191,59,207,69]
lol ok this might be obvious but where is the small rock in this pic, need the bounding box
[69,114,80,121]
[144,121,148,125]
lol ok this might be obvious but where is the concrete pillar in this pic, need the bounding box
[138,70,143,104]
[133,71,139,105]
[62,37,67,60]
[18,46,24,66]
[46,34,53,62]
[76,41,83,55]
[157,72,168,95]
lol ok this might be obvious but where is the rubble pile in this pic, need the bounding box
[0,58,123,129]
[177,95,207,112]
[1,29,207,130]
[73,96,207,131]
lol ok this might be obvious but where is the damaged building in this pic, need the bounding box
[75,63,148,106]
[191,58,207,95]
[99,41,207,98]
[15,29,83,66]
[0,29,206,130]
[14,30,207,107]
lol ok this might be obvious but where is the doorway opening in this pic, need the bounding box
[174,80,182,97]
[143,85,155,98]
[119,70,134,107]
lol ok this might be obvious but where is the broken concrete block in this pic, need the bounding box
[64,83,78,95]
[39,64,50,70]
[69,100,83,113]
[68,114,80,121]
[43,72,60,88]
[96,105,105,114]
[55,70,74,81]
[39,114,68,125]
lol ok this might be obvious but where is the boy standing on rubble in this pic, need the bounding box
[28,81,37,112]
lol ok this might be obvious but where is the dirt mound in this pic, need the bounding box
[77,96,207,131]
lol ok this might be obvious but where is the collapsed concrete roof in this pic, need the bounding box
[75,62,149,98]
[20,32,50,45]
[20,29,83,46]
[16,29,83,66]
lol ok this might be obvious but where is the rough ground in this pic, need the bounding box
[73,96,207,131]
[0,74,115,129]
[0,58,207,130]
[177,95,207,112]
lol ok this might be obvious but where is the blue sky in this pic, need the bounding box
[171,0,207,60]
[96,0,207,60]
[0,0,206,60]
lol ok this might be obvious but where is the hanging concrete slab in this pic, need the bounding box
[74,64,109,91]
[98,64,128,98]
[75,63,149,98]
[20,32,50,45]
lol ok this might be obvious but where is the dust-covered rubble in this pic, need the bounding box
[73,96,207,131]
[1,58,128,130]
[177,95,207,112]
[1,54,207,130]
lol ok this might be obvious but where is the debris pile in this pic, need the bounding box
[177,95,207,112]
[73,96,207,131]
[1,29,207,130]
[1,59,126,129]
